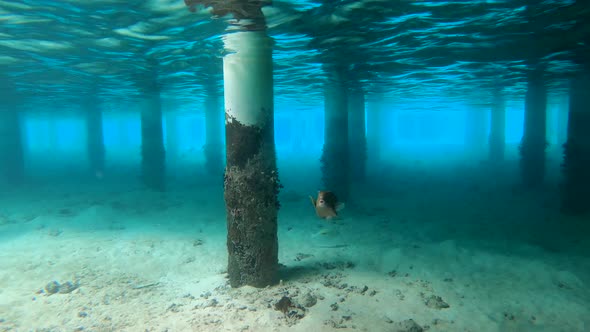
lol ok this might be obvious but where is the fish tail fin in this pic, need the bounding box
[336,202,345,212]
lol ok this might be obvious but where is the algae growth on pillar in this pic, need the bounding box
[519,68,547,187]
[222,26,281,288]
[321,65,350,201]
[561,69,590,215]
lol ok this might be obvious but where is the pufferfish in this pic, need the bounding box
[309,190,345,220]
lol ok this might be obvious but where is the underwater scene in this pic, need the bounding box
[1,0,589,331]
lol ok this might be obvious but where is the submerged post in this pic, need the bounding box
[348,89,366,181]
[0,79,25,184]
[489,87,506,162]
[164,110,179,164]
[561,70,590,215]
[465,108,487,160]
[204,82,224,176]
[519,68,547,187]
[366,98,382,175]
[222,29,280,288]
[140,93,166,191]
[321,65,350,201]
[556,95,569,147]
[86,95,105,177]
[139,60,166,191]
[0,107,25,183]
[182,0,283,287]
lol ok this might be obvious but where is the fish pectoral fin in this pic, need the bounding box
[336,202,345,212]
[309,196,316,208]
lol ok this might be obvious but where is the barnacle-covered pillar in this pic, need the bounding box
[349,89,366,181]
[204,82,224,175]
[222,26,280,287]
[139,62,166,191]
[85,95,105,177]
[561,70,590,215]
[0,79,25,184]
[321,65,349,201]
[519,69,547,187]
[489,87,506,162]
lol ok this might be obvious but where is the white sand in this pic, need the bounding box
[1,163,589,332]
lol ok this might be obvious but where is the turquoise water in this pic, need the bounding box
[1,1,589,331]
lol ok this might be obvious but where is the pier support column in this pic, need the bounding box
[223,29,280,288]
[321,65,349,201]
[140,83,166,191]
[489,88,506,162]
[164,111,179,164]
[0,79,25,184]
[465,109,487,159]
[556,96,569,146]
[0,106,24,184]
[204,84,224,176]
[519,69,547,187]
[349,89,366,181]
[366,99,382,172]
[86,98,105,177]
[561,71,590,215]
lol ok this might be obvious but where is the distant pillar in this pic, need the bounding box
[519,69,547,187]
[556,95,569,146]
[561,70,590,215]
[165,111,179,164]
[366,99,382,172]
[140,79,166,191]
[0,106,25,183]
[348,89,366,181]
[546,105,557,147]
[0,78,25,184]
[321,65,349,201]
[489,87,506,162]
[204,84,224,176]
[465,109,487,159]
[223,29,280,288]
[86,98,105,177]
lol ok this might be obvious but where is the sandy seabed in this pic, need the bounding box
[1,164,589,332]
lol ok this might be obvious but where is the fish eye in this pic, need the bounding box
[319,200,324,204]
